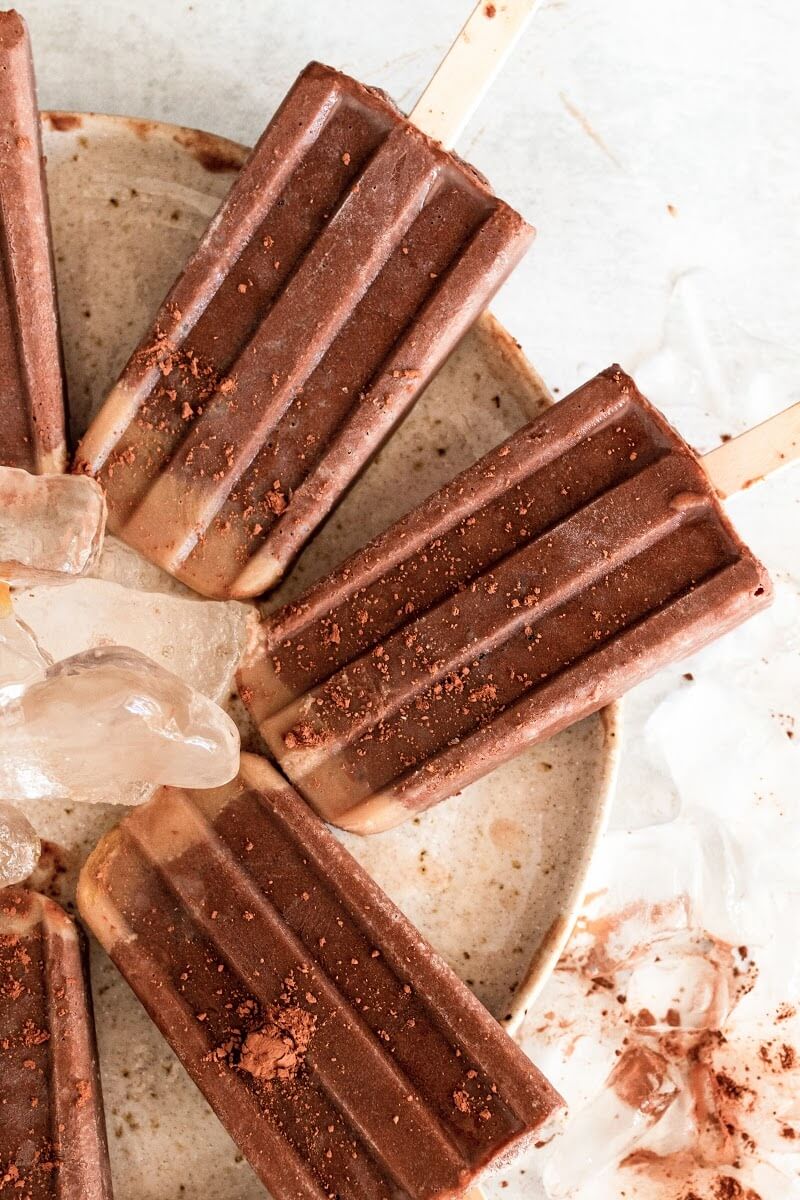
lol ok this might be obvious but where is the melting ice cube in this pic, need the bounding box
[0,466,106,587]
[0,646,240,800]
[0,802,41,887]
[542,1046,678,1196]
[0,611,50,696]
[14,570,252,709]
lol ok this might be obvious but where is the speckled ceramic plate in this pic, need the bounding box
[36,110,620,1199]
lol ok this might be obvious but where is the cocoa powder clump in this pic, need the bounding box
[239,1004,316,1083]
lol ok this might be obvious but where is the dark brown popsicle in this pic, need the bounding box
[0,12,67,474]
[74,61,533,599]
[0,887,113,1199]
[238,366,772,834]
[77,753,562,1200]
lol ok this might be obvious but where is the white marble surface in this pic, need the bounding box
[19,1,800,1197]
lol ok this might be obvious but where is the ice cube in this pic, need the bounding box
[14,573,252,709]
[626,949,732,1032]
[0,801,41,887]
[0,646,240,800]
[542,1047,678,1196]
[0,611,50,696]
[90,533,192,596]
[0,466,106,587]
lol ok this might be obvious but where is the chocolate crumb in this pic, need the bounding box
[238,1004,316,1083]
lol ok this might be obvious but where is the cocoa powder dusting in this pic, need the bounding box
[0,898,65,1192]
[283,722,325,750]
[536,906,795,1200]
[239,1003,316,1082]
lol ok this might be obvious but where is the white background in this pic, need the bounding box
[25,0,799,401]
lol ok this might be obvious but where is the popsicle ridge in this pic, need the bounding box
[74,62,533,599]
[78,754,562,1199]
[0,11,67,474]
[239,366,772,833]
[0,887,113,1200]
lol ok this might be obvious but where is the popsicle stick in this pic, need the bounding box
[703,400,800,498]
[410,0,542,147]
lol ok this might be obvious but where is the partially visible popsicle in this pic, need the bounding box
[0,888,113,1199]
[238,366,781,834]
[0,12,67,475]
[78,753,562,1200]
[74,2,539,599]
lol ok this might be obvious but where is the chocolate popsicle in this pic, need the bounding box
[238,366,772,834]
[0,887,113,1199]
[74,60,533,599]
[78,753,562,1200]
[0,12,67,474]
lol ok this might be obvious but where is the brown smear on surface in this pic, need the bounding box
[173,127,247,175]
[124,116,162,142]
[569,895,692,976]
[610,1045,675,1117]
[488,817,524,852]
[559,93,622,167]
[542,899,798,1198]
[45,111,82,132]
[620,1149,762,1200]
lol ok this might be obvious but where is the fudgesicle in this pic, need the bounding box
[0,888,113,1199]
[78,754,562,1200]
[238,366,772,834]
[0,12,67,475]
[74,61,533,599]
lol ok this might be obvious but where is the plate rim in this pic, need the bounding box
[42,107,622,1028]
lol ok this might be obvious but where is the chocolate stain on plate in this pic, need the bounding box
[172,128,246,175]
[46,111,83,132]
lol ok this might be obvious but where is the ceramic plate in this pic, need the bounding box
[25,110,620,1199]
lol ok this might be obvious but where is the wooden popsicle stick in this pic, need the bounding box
[702,400,800,499]
[410,0,543,148]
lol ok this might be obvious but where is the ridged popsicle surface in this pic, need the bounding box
[74,62,533,599]
[0,12,67,474]
[238,367,772,833]
[0,888,113,1199]
[77,754,561,1200]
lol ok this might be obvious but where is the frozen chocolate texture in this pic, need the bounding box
[239,366,772,834]
[78,753,562,1200]
[0,467,106,588]
[0,12,67,474]
[74,61,533,599]
[0,888,113,1199]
